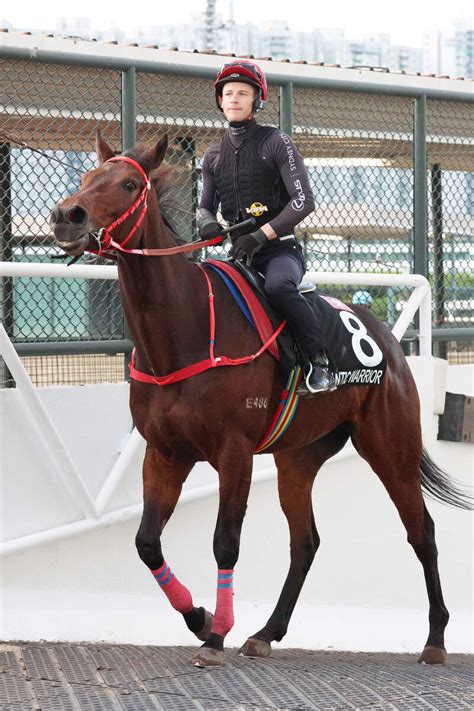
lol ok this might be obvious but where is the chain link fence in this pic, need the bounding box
[1,46,473,387]
[426,99,474,359]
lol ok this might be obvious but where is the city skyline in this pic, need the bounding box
[1,0,473,49]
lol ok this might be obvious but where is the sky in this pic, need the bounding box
[2,0,473,47]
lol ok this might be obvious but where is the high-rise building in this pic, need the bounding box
[5,12,473,79]
[454,18,473,78]
[423,19,473,78]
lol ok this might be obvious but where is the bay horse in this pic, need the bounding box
[50,132,471,668]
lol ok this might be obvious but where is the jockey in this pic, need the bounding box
[197,59,336,394]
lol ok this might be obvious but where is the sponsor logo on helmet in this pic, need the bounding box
[245,202,269,217]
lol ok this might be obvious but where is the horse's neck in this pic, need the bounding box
[117,216,210,376]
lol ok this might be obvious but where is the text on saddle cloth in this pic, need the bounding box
[311,294,386,387]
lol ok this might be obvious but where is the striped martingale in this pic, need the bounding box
[217,571,234,589]
[153,564,174,588]
[255,366,302,452]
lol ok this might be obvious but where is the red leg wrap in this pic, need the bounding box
[151,562,194,614]
[211,569,234,637]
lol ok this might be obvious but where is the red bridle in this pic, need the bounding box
[83,154,284,388]
[90,156,151,257]
[89,155,224,258]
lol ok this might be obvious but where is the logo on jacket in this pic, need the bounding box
[291,178,305,211]
[245,202,269,217]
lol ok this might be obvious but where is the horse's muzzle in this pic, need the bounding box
[50,204,91,255]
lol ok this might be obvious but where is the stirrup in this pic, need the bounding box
[297,361,337,395]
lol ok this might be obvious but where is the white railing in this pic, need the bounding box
[0,262,432,556]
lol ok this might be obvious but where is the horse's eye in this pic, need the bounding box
[123,181,138,192]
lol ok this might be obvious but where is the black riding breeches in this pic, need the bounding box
[252,246,326,359]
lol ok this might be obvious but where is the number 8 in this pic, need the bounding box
[339,311,383,367]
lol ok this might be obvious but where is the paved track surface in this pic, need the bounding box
[1,642,472,710]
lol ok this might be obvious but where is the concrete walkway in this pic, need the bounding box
[0,642,472,710]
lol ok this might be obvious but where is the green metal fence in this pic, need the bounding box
[1,40,473,386]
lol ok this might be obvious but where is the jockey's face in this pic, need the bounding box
[220,82,256,122]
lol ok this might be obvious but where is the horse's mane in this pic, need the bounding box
[150,166,187,244]
[151,165,176,202]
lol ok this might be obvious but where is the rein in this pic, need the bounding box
[75,153,280,385]
[89,155,227,258]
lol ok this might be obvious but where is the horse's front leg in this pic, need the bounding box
[191,441,254,668]
[135,444,213,642]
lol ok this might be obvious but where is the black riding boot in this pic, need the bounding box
[298,353,337,395]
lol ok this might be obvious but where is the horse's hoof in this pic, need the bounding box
[194,610,214,642]
[239,637,272,658]
[417,645,447,665]
[191,646,225,668]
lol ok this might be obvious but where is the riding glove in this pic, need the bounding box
[231,229,268,265]
[198,217,224,240]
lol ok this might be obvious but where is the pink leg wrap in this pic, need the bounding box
[151,562,194,614]
[211,569,235,637]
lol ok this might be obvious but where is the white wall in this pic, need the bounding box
[1,365,473,653]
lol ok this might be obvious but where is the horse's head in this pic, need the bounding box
[50,130,168,257]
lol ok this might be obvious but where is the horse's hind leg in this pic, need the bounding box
[240,426,350,658]
[135,444,213,643]
[351,420,449,664]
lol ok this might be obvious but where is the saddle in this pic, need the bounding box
[207,259,387,389]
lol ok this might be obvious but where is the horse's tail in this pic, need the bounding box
[420,447,473,510]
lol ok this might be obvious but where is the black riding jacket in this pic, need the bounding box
[198,118,315,254]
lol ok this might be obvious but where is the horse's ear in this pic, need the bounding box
[149,134,168,170]
[95,129,115,164]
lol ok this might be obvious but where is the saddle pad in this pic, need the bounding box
[206,260,297,376]
[308,294,387,387]
[206,260,385,388]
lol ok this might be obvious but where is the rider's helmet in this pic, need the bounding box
[214,60,267,113]
[352,290,373,307]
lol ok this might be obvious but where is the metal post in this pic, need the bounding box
[121,67,136,379]
[0,142,14,387]
[431,163,447,359]
[121,66,136,151]
[279,82,293,135]
[413,95,428,354]
[190,139,198,239]
[413,95,428,278]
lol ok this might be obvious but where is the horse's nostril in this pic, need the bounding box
[66,205,88,227]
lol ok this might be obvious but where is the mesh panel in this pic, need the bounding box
[426,99,474,359]
[20,354,126,387]
[0,58,124,361]
[293,87,414,323]
[1,53,473,389]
